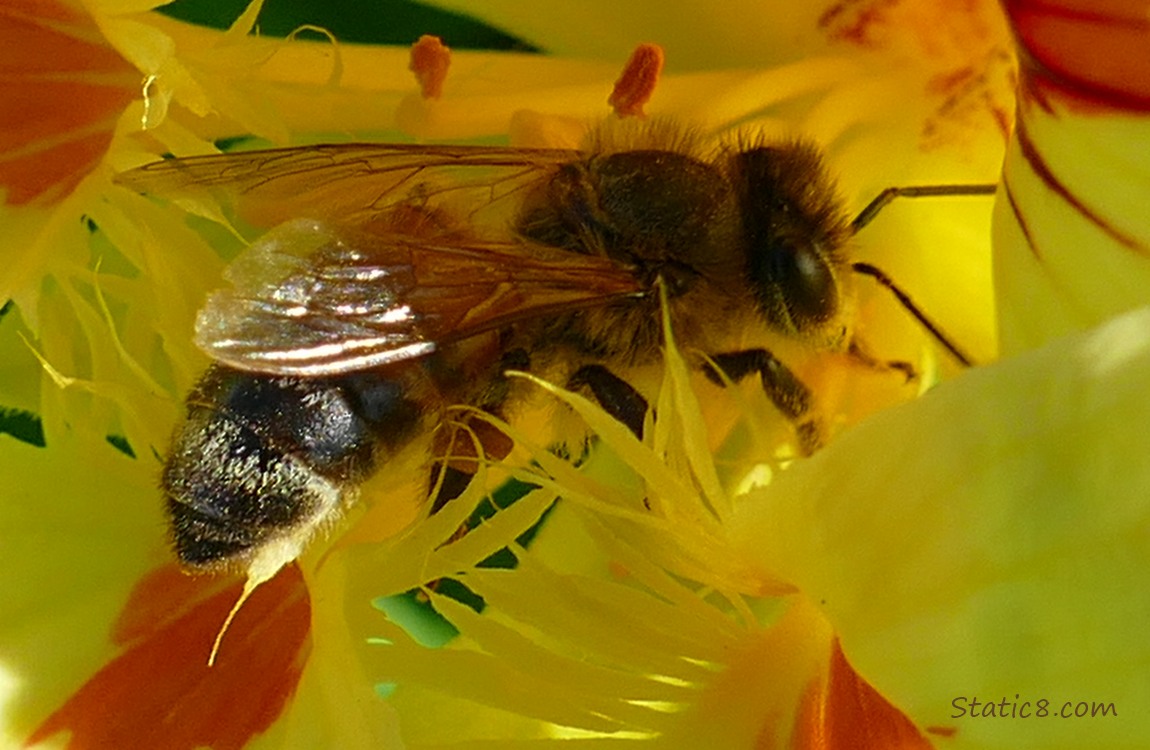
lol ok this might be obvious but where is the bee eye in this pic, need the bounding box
[748,239,838,327]
[734,145,844,331]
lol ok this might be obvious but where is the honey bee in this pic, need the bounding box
[119,121,991,659]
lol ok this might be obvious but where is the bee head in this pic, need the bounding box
[730,142,854,341]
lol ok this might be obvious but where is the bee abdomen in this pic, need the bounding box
[163,365,421,568]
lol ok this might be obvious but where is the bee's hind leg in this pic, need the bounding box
[567,363,649,438]
[428,359,650,513]
[428,464,474,513]
[703,349,821,454]
[426,347,530,514]
[428,415,514,513]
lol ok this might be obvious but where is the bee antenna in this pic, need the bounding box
[850,183,997,234]
[847,182,996,367]
[851,262,974,367]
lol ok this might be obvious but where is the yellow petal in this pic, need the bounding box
[0,431,161,743]
[733,306,1150,747]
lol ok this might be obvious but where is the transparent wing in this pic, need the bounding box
[116,142,581,234]
[195,219,643,376]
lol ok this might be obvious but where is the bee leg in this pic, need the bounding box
[703,349,821,454]
[427,345,532,513]
[428,415,515,513]
[846,338,917,383]
[428,464,473,513]
[567,364,648,438]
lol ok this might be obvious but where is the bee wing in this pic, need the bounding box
[116,142,580,231]
[195,219,643,377]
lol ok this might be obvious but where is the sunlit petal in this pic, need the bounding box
[733,306,1150,748]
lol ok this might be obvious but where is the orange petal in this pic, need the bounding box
[792,640,936,750]
[1003,0,1150,112]
[0,0,138,205]
[27,564,311,750]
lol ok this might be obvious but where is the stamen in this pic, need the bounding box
[409,35,452,100]
[208,577,257,666]
[608,43,664,118]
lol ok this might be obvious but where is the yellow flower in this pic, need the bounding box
[6,0,1144,749]
[0,2,430,747]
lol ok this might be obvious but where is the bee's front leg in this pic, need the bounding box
[845,338,918,383]
[703,349,821,454]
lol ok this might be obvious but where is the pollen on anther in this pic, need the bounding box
[409,35,452,100]
[608,43,664,118]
